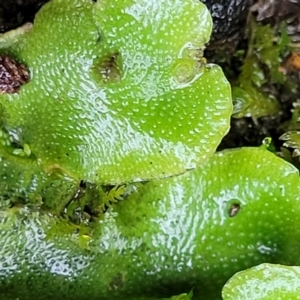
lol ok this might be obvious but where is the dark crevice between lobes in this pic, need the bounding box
[0,54,30,94]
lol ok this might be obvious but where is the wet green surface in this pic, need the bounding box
[223,263,300,299]
[0,0,232,184]
[1,148,300,299]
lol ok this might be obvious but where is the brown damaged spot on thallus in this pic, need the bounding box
[0,55,30,94]
[109,272,126,291]
[228,203,240,217]
[94,52,122,84]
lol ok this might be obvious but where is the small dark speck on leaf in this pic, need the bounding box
[228,203,240,217]
[95,52,122,84]
[109,273,125,291]
[0,54,30,94]
[79,180,86,188]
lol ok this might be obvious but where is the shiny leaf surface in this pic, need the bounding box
[222,263,300,299]
[0,0,232,184]
[1,148,300,299]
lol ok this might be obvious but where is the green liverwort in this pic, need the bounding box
[0,0,232,186]
[1,148,300,299]
[222,263,300,299]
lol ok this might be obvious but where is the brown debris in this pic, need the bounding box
[251,0,300,42]
[0,54,30,94]
[252,0,300,22]
[280,52,300,74]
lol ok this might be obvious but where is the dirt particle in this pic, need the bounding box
[0,55,30,94]
[228,203,240,217]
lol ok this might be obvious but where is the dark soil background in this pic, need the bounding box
[203,0,300,151]
[1,0,300,152]
[0,0,49,32]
